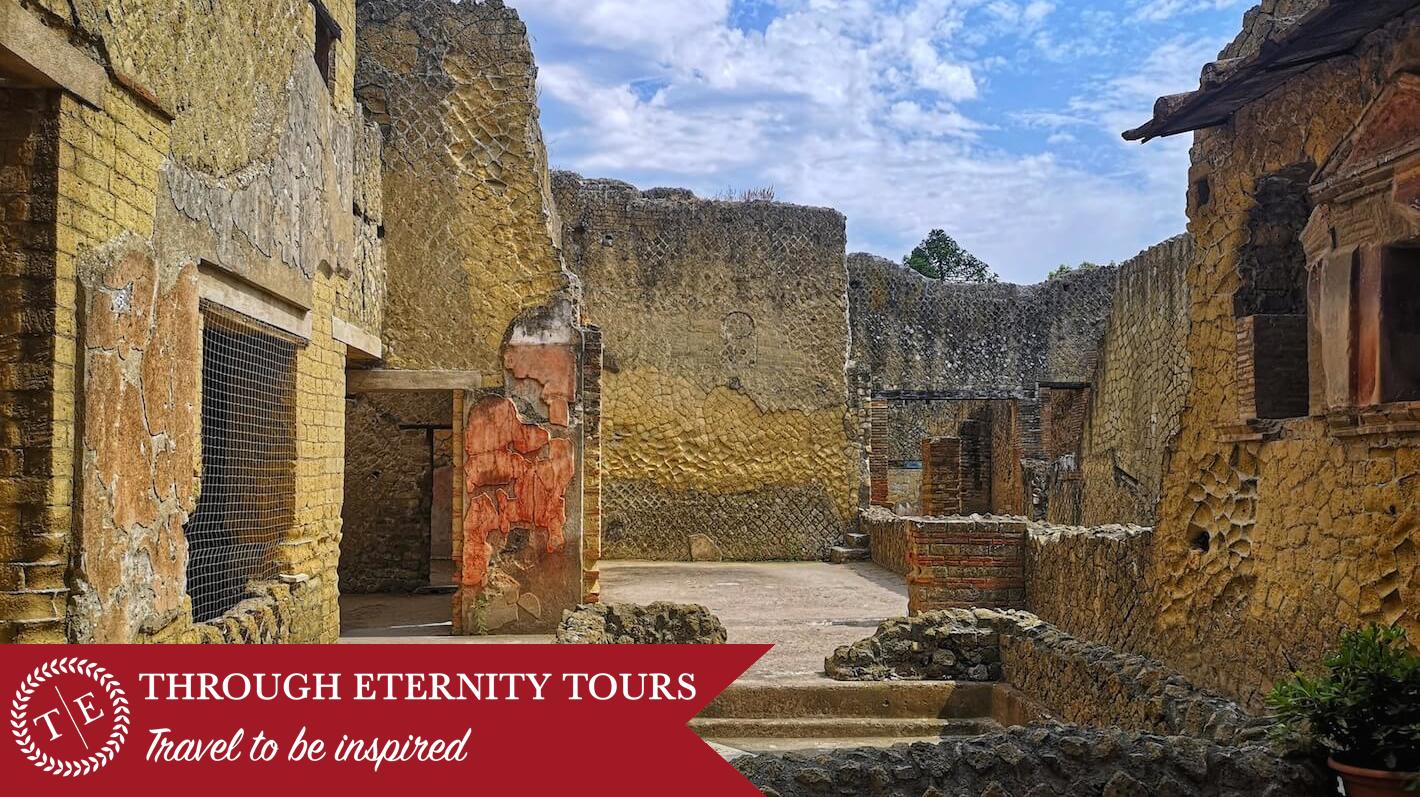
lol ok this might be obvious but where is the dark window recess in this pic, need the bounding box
[1234,162,1314,421]
[1380,245,1420,403]
[184,306,299,623]
[312,0,341,89]
[1238,314,1310,420]
[1193,177,1212,208]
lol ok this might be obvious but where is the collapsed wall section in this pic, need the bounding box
[552,174,855,561]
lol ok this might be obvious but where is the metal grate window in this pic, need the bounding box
[184,303,300,623]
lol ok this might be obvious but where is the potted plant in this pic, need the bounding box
[1268,624,1420,796]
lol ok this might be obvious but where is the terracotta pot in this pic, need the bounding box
[1329,757,1420,797]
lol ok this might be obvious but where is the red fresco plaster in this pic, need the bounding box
[462,397,575,589]
[503,344,577,426]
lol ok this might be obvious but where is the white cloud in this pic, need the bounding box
[1129,0,1246,23]
[516,0,1234,280]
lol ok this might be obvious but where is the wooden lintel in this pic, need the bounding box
[346,369,485,394]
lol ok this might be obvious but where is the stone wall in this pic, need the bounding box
[861,508,909,576]
[1052,236,1192,527]
[1136,9,1420,707]
[736,726,1326,797]
[870,397,1024,516]
[340,392,450,593]
[356,0,571,378]
[849,256,1113,515]
[1,0,381,643]
[848,255,1116,400]
[0,89,66,643]
[358,0,587,633]
[1025,523,1155,657]
[553,174,855,561]
[826,609,1266,743]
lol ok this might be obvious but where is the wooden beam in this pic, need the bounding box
[346,369,485,393]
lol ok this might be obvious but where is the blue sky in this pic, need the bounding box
[514,0,1252,283]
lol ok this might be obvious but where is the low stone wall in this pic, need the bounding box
[907,517,1027,613]
[140,579,328,644]
[826,612,1007,681]
[555,603,727,644]
[736,725,1328,796]
[825,609,1266,745]
[1000,620,1265,745]
[862,508,910,576]
[1025,523,1155,657]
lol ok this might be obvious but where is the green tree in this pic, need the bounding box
[1048,260,1111,281]
[903,229,997,282]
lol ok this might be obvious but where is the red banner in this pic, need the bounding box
[1,644,769,794]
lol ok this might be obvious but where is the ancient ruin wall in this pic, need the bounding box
[1025,523,1156,657]
[553,174,856,561]
[357,1,586,632]
[1057,235,1193,526]
[0,0,383,643]
[1137,12,1420,707]
[0,90,64,643]
[340,393,450,593]
[356,0,571,378]
[848,255,1116,505]
[848,254,1115,399]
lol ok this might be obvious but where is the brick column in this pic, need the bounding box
[868,400,890,507]
[920,437,961,516]
[907,517,1026,613]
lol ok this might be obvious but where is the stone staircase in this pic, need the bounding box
[692,680,1001,754]
[828,531,871,564]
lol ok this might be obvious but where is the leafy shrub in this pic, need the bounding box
[1267,624,1420,773]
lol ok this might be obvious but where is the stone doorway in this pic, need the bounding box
[338,389,456,638]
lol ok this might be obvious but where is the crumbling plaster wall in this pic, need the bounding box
[357,0,586,632]
[1054,235,1193,527]
[552,174,856,561]
[1136,12,1420,707]
[1,0,383,643]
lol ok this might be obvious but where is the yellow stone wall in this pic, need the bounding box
[355,0,571,380]
[1067,15,1420,707]
[554,175,856,561]
[1,0,379,643]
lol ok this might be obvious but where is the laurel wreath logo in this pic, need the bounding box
[10,657,130,777]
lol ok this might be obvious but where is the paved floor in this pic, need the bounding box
[601,561,906,681]
[340,561,907,672]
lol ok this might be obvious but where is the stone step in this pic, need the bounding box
[700,681,994,720]
[829,546,870,563]
[691,716,1000,739]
